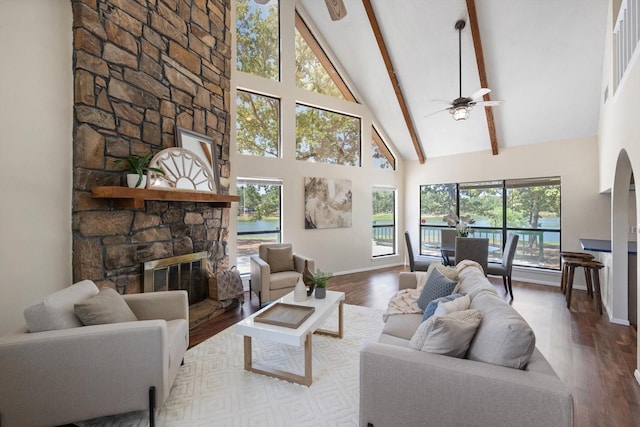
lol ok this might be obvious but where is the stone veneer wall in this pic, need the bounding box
[72,0,232,293]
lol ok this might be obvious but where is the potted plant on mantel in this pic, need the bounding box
[115,153,164,189]
[309,270,333,299]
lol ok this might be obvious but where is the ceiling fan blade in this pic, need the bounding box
[324,0,348,21]
[469,88,491,100]
[423,107,452,118]
[472,100,504,107]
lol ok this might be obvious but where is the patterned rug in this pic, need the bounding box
[79,304,385,426]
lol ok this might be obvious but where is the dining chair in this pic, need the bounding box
[440,228,457,266]
[454,237,489,273]
[404,232,430,272]
[486,234,520,299]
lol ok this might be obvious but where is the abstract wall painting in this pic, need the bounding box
[304,177,352,229]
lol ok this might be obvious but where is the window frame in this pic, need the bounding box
[419,177,561,270]
[372,186,397,257]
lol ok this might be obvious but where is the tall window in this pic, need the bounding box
[372,187,396,257]
[236,90,280,157]
[419,178,561,269]
[295,104,361,166]
[236,178,282,275]
[236,0,280,80]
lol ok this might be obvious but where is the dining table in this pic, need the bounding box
[440,241,500,266]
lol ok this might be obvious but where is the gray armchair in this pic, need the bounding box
[0,281,188,427]
[455,237,489,273]
[487,233,520,299]
[250,243,314,305]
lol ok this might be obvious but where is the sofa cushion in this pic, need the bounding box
[23,280,100,332]
[467,292,536,369]
[267,246,295,273]
[381,313,424,341]
[269,271,301,290]
[417,268,458,310]
[409,309,483,358]
[422,293,466,321]
[453,264,498,299]
[434,294,471,317]
[74,287,138,326]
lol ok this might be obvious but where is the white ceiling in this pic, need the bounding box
[298,0,609,161]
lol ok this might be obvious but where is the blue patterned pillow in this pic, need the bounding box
[417,268,458,310]
[423,293,466,321]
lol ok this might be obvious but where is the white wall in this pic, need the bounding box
[229,1,405,275]
[597,0,640,375]
[404,137,611,286]
[0,0,73,335]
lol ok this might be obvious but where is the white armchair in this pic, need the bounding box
[250,243,314,305]
[0,281,188,427]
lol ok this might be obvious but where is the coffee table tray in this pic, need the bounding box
[254,303,315,328]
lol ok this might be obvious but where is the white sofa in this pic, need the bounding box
[0,280,188,427]
[359,264,573,427]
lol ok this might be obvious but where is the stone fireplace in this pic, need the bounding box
[71,0,233,298]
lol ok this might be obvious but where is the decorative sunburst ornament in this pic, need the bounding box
[147,148,217,192]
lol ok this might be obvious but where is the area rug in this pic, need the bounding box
[79,304,385,426]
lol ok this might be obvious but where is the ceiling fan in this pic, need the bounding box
[426,19,503,121]
[255,0,347,21]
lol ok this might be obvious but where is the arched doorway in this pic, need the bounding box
[610,149,635,325]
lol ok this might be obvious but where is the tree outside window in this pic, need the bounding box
[236,0,279,80]
[295,104,360,166]
[236,90,280,157]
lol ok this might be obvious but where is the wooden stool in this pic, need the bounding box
[560,252,594,294]
[565,258,603,314]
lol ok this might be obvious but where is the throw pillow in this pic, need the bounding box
[409,309,483,358]
[467,292,536,369]
[23,280,100,332]
[267,246,295,273]
[418,262,459,291]
[434,294,471,317]
[74,287,138,326]
[422,293,466,321]
[417,268,458,310]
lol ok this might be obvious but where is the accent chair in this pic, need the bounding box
[250,243,314,305]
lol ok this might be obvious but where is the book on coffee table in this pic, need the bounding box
[254,303,315,328]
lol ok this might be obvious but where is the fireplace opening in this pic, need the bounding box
[144,252,224,329]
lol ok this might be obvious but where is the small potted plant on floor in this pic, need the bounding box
[309,270,332,299]
[115,152,164,188]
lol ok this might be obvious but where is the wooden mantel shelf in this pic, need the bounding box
[92,186,240,209]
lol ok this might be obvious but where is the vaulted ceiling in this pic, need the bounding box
[298,0,609,162]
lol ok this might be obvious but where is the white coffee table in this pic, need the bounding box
[236,290,345,386]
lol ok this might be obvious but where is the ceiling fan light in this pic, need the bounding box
[451,106,470,121]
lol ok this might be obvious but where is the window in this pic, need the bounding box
[236,90,280,157]
[505,177,560,269]
[372,187,396,256]
[236,178,282,275]
[295,28,344,99]
[372,127,395,170]
[236,0,279,80]
[419,178,561,269]
[295,104,361,166]
[294,12,355,101]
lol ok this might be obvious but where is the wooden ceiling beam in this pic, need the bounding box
[466,0,499,155]
[362,0,426,164]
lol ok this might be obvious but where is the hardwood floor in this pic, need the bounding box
[189,266,640,426]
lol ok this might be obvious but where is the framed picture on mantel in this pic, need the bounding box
[175,126,220,193]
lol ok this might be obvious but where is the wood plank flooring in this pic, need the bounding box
[190,266,640,426]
